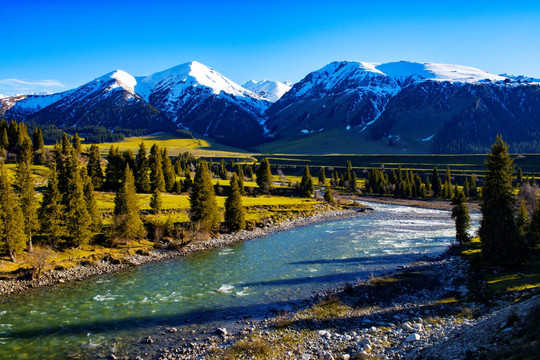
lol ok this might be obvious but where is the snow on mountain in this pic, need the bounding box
[242,79,291,102]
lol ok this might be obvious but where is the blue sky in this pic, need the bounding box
[1,0,539,95]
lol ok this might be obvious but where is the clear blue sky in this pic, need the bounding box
[1,0,539,95]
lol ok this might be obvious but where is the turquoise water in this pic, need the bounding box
[0,202,477,359]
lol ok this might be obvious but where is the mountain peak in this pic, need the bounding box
[242,79,291,102]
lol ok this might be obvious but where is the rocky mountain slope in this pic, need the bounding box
[2,60,539,152]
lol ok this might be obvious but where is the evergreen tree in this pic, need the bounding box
[183,171,193,191]
[244,164,253,180]
[114,165,145,239]
[299,165,314,197]
[149,144,166,192]
[350,171,358,192]
[517,167,523,185]
[15,139,38,252]
[224,173,245,232]
[516,199,529,236]
[123,149,137,172]
[235,164,245,195]
[162,148,175,192]
[136,142,151,193]
[324,188,334,203]
[463,177,470,198]
[81,168,102,233]
[87,144,104,189]
[318,167,326,186]
[72,133,82,155]
[0,161,27,261]
[32,128,44,152]
[479,136,520,265]
[39,164,66,242]
[0,128,8,152]
[7,120,19,153]
[189,160,220,231]
[150,189,162,214]
[451,190,470,244]
[431,167,442,197]
[104,146,123,191]
[172,180,182,194]
[218,159,228,180]
[256,158,273,193]
[65,167,93,247]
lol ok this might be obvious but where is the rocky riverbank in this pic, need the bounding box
[146,247,538,360]
[0,207,363,298]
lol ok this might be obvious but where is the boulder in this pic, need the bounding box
[405,333,421,342]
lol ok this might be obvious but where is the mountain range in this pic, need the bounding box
[1,60,539,153]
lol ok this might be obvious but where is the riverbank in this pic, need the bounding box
[353,195,481,212]
[0,205,364,298]
[157,246,539,360]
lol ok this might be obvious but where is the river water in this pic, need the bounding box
[0,202,479,359]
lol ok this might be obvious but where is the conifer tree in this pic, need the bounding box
[172,180,182,194]
[15,139,38,252]
[218,159,228,180]
[0,128,8,152]
[451,190,470,244]
[244,164,253,180]
[87,144,104,189]
[235,164,245,195]
[65,167,93,247]
[32,128,44,152]
[479,136,520,265]
[324,188,334,203]
[114,165,145,240]
[189,160,220,231]
[123,149,136,172]
[516,199,529,236]
[150,189,162,214]
[318,167,327,186]
[162,148,175,192]
[431,167,442,197]
[81,168,102,233]
[183,171,193,191]
[256,158,273,193]
[299,165,314,197]
[105,146,123,191]
[149,144,166,192]
[463,177,470,198]
[0,161,27,261]
[350,171,357,192]
[39,164,66,242]
[72,133,82,155]
[224,173,245,232]
[136,142,151,193]
[424,176,431,194]
[516,167,523,185]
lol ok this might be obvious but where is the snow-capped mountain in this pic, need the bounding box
[265,60,540,153]
[242,80,291,102]
[2,59,539,152]
[0,62,270,147]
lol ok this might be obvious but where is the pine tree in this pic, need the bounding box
[0,161,27,261]
[123,149,136,172]
[81,168,102,233]
[150,189,162,214]
[463,177,470,198]
[15,139,38,252]
[324,188,334,203]
[162,148,175,192]
[235,164,245,195]
[351,171,358,192]
[479,136,520,265]
[189,160,220,231]
[256,158,273,193]
[224,173,245,232]
[72,133,82,155]
[65,167,93,247]
[114,165,145,240]
[431,167,442,197]
[104,146,123,191]
[516,199,529,236]
[516,167,523,185]
[149,144,166,192]
[318,167,326,186]
[172,180,182,194]
[244,164,253,180]
[32,128,44,152]
[299,165,314,197]
[87,144,104,189]
[451,190,471,244]
[39,164,66,242]
[136,142,151,193]
[218,159,228,180]
[0,128,8,152]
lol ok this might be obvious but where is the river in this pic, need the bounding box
[0,201,479,359]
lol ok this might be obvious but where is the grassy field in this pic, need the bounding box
[49,132,257,161]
